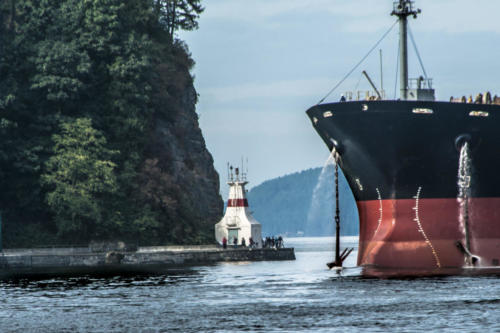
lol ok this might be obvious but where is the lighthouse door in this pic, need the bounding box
[228,229,238,244]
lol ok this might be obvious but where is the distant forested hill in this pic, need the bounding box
[247,167,359,237]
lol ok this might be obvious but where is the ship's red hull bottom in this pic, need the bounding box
[357,197,500,271]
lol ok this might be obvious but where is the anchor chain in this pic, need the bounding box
[327,149,353,269]
[334,151,341,264]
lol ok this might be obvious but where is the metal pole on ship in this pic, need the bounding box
[391,0,420,100]
[399,7,408,100]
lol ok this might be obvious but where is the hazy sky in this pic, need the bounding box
[179,0,500,190]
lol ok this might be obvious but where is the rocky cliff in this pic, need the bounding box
[138,43,223,244]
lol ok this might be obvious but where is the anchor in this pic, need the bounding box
[455,241,479,266]
[327,149,354,269]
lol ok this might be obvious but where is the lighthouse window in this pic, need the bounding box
[323,111,333,118]
[469,111,489,117]
[412,108,433,114]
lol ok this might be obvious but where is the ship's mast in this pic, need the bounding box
[391,1,420,100]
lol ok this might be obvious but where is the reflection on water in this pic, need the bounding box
[1,237,500,332]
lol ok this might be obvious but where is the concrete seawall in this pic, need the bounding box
[0,246,295,279]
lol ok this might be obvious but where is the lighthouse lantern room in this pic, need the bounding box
[215,165,262,247]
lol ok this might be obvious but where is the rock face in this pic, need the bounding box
[156,83,222,221]
[138,57,223,243]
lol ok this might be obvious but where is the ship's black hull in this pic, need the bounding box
[307,100,500,271]
[307,101,500,201]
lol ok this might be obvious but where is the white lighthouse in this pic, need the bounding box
[215,166,262,248]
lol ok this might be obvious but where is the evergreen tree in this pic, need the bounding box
[154,0,204,41]
[42,118,118,241]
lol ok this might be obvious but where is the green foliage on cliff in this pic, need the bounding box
[43,118,119,239]
[0,0,221,247]
[247,167,359,237]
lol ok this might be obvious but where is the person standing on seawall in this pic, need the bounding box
[222,236,227,249]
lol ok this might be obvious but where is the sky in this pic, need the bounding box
[179,0,500,190]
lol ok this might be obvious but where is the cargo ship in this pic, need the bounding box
[306,0,500,274]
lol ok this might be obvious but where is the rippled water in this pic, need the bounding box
[1,237,500,332]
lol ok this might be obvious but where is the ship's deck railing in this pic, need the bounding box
[450,91,500,105]
[342,89,500,104]
[409,77,433,89]
[343,90,386,101]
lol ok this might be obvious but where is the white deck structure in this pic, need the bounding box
[215,167,262,247]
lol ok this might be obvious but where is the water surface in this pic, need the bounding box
[1,237,499,332]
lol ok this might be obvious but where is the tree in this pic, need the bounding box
[42,118,118,241]
[154,0,204,40]
[0,0,220,246]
